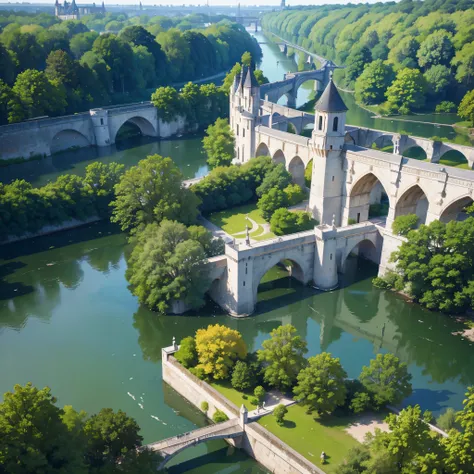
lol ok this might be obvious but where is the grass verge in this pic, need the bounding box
[208,203,267,236]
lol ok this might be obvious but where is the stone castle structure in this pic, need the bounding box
[55,0,105,20]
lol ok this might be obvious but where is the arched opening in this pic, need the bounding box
[347,173,390,225]
[301,123,313,138]
[304,159,312,188]
[333,116,339,132]
[318,115,323,131]
[114,116,156,143]
[371,135,394,153]
[342,239,379,274]
[288,155,305,187]
[439,150,469,169]
[403,146,427,161]
[50,129,91,154]
[440,196,473,223]
[277,93,290,107]
[395,184,429,225]
[272,149,286,167]
[256,142,270,157]
[344,133,356,145]
[287,122,297,134]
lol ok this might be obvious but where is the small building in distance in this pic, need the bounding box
[55,0,105,20]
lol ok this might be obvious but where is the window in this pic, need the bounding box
[237,124,239,136]
[333,116,338,132]
[357,212,361,223]
[318,116,323,130]
[243,129,245,138]
[332,176,335,182]
[100,118,104,125]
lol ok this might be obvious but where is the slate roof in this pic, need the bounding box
[244,67,259,88]
[315,79,348,113]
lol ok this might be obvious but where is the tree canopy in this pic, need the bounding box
[203,117,235,168]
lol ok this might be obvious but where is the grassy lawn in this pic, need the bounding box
[439,150,471,170]
[208,203,267,236]
[253,232,276,241]
[211,382,358,472]
[259,404,359,473]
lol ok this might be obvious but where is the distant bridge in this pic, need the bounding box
[147,418,243,470]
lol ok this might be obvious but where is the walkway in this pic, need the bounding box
[248,390,298,421]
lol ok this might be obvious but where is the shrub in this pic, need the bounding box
[250,397,259,406]
[373,271,403,290]
[254,386,266,403]
[348,218,357,225]
[283,184,306,206]
[201,401,209,412]
[273,404,288,425]
[270,208,316,235]
[436,407,458,432]
[175,336,197,368]
[258,188,289,221]
[392,214,418,236]
[212,409,229,423]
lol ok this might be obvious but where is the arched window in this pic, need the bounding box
[333,116,339,132]
[318,115,323,130]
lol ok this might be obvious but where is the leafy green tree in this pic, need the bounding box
[283,183,306,205]
[349,391,372,414]
[12,68,66,120]
[385,68,427,114]
[436,101,457,113]
[254,385,266,403]
[337,445,371,474]
[0,42,16,85]
[110,154,199,233]
[212,409,229,423]
[231,361,256,391]
[195,323,247,380]
[256,163,292,197]
[241,51,252,67]
[126,220,210,312]
[132,44,157,88]
[345,46,372,85]
[392,214,419,235]
[203,117,235,168]
[0,383,86,473]
[424,64,452,97]
[452,41,474,86]
[359,353,413,409]
[293,352,347,415]
[387,36,420,70]
[84,407,142,468]
[258,188,289,221]
[417,29,454,69]
[273,404,288,425]
[0,80,19,125]
[151,86,183,122]
[157,28,191,81]
[187,224,224,257]
[459,89,474,126]
[175,336,197,368]
[437,407,458,432]
[270,208,316,235]
[69,31,99,59]
[355,60,394,105]
[257,324,308,391]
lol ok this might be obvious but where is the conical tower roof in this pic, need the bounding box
[244,67,259,88]
[315,79,348,113]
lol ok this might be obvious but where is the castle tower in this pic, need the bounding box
[280,0,286,10]
[230,66,260,163]
[55,0,60,16]
[308,78,348,226]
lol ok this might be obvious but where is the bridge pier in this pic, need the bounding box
[313,226,338,290]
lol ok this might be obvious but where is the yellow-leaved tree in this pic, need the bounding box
[195,324,247,380]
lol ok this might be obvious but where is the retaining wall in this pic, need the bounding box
[162,346,323,474]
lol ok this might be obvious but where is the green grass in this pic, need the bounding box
[253,232,276,241]
[258,404,359,473]
[208,203,267,236]
[454,121,472,128]
[211,381,255,410]
[439,150,471,170]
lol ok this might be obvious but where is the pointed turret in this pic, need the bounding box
[244,67,259,89]
[238,65,247,92]
[232,71,241,93]
[314,78,348,113]
[239,403,248,427]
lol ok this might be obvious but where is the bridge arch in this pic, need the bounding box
[50,129,92,154]
[256,142,271,157]
[288,155,305,187]
[439,195,473,223]
[439,149,469,168]
[113,116,156,142]
[403,145,428,160]
[370,134,394,153]
[340,238,379,272]
[272,149,286,166]
[394,184,429,225]
[346,172,391,225]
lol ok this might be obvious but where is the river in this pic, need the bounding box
[1,30,474,473]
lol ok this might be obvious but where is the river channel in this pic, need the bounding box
[1,31,474,473]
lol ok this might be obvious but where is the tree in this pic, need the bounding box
[241,51,252,67]
[175,336,197,368]
[258,188,289,221]
[12,69,66,120]
[452,41,474,86]
[387,36,420,70]
[0,42,16,85]
[212,409,229,423]
[359,353,413,409]
[293,352,347,415]
[257,324,308,391]
[270,208,316,235]
[437,407,458,432]
[187,224,225,257]
[459,89,474,126]
[231,361,256,391]
[345,46,372,85]
[385,68,427,114]
[392,214,419,236]
[0,383,85,473]
[195,324,247,380]
[417,29,454,69]
[69,31,99,59]
[355,60,394,105]
[203,117,235,168]
[256,163,292,197]
[273,404,288,425]
[84,408,143,468]
[110,154,200,233]
[424,64,452,97]
[0,80,19,125]
[151,86,183,122]
[254,385,266,403]
[283,183,306,205]
[337,445,371,474]
[126,221,210,312]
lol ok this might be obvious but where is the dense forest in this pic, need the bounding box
[262,0,474,115]
[0,11,261,124]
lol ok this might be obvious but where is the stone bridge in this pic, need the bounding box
[208,222,382,316]
[148,418,244,470]
[0,101,186,160]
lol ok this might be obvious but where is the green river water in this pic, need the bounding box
[1,31,474,473]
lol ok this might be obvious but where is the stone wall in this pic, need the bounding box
[162,346,322,474]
